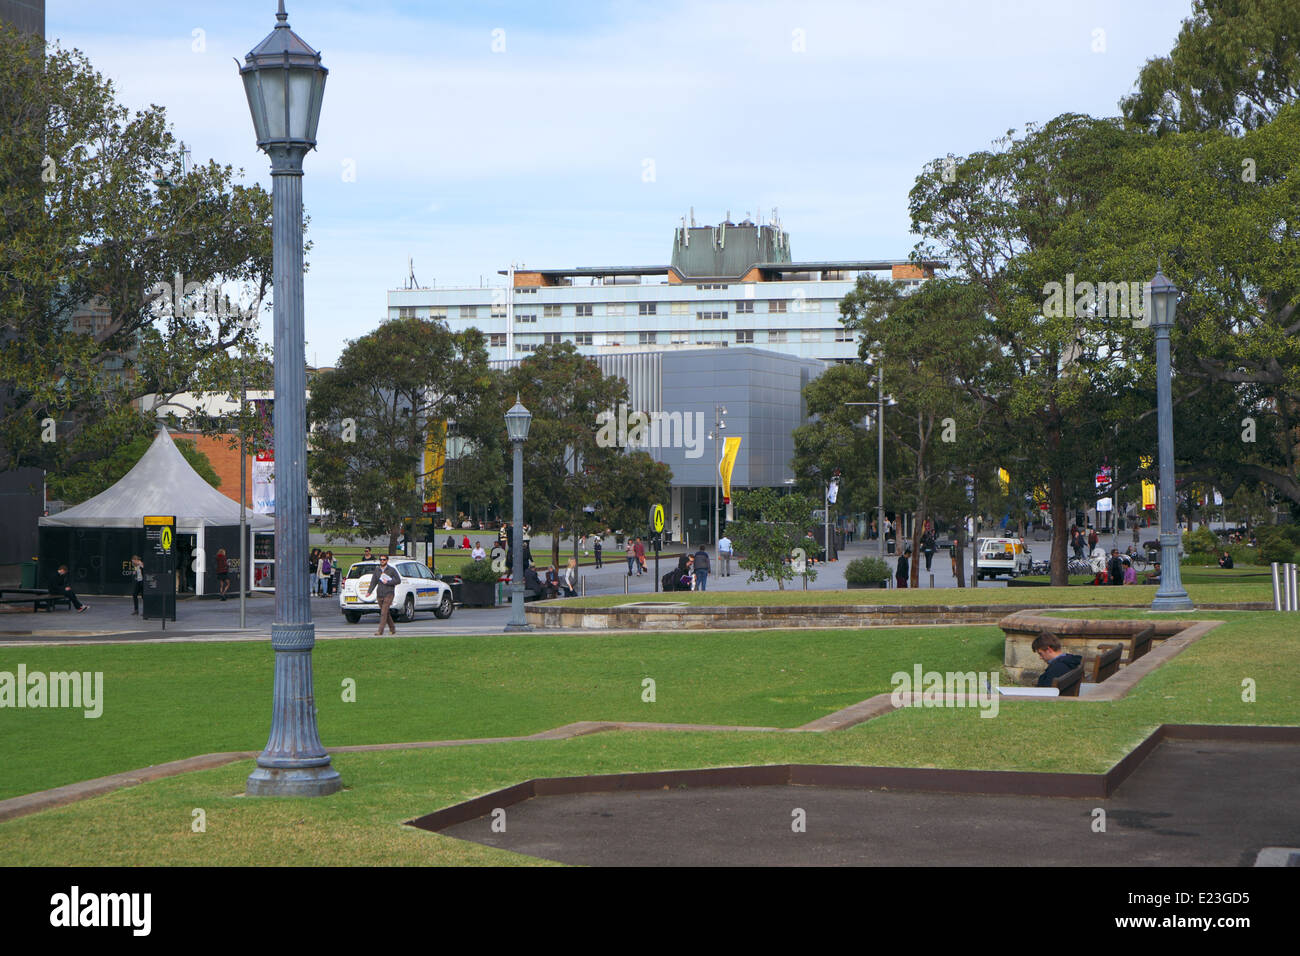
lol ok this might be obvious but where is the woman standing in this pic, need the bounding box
[562,557,578,597]
[896,548,910,589]
[130,555,144,614]
[316,551,332,597]
[216,548,230,601]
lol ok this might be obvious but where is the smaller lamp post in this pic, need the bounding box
[1149,267,1194,611]
[504,396,533,631]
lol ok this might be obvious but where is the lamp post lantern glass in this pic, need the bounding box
[241,2,340,797]
[505,397,533,632]
[1149,268,1194,611]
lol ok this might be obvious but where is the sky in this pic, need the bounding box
[48,0,1194,366]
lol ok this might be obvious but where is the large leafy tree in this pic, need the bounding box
[1122,0,1300,135]
[0,25,272,479]
[307,317,501,554]
[909,114,1153,584]
[504,343,670,569]
[839,275,1000,585]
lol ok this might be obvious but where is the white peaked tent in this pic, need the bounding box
[42,428,272,530]
[40,428,272,595]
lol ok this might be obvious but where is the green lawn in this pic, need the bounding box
[0,611,1294,865]
[0,625,1006,801]
[559,580,1271,608]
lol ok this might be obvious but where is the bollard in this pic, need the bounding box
[1291,563,1299,611]
[624,574,628,595]
[1272,562,1282,611]
[581,576,586,597]
[803,572,808,591]
[929,573,934,589]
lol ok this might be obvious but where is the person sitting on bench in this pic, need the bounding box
[1031,632,1080,688]
[50,564,88,612]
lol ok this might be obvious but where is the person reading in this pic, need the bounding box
[1031,632,1081,688]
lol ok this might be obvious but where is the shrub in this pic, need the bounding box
[458,559,501,584]
[845,557,890,585]
[1256,527,1298,565]
[1183,527,1219,554]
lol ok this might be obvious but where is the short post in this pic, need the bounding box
[929,573,934,589]
[1273,562,1283,611]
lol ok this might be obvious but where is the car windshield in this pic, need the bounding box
[346,563,377,580]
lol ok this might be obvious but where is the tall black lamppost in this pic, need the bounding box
[504,397,533,632]
[1149,267,1194,611]
[240,2,340,796]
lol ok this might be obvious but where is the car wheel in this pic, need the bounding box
[344,611,361,624]
[402,593,415,623]
[434,591,454,619]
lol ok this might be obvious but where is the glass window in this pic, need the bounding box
[735,301,754,313]
[768,300,787,313]
[606,303,625,316]
[670,302,689,315]
[543,304,562,318]
[639,302,658,315]
[489,333,506,347]
[768,330,787,343]
[575,304,593,317]
[736,330,754,344]
[639,331,657,344]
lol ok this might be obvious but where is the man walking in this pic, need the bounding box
[693,544,711,591]
[593,536,603,568]
[717,532,733,576]
[364,554,402,635]
[633,536,646,575]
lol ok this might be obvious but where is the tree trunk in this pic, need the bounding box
[954,530,966,587]
[1049,473,1068,586]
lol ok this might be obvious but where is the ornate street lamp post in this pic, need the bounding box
[240,2,340,796]
[1149,268,1194,611]
[504,397,533,632]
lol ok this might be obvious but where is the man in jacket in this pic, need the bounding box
[1107,548,1125,586]
[1032,632,1082,688]
[633,537,646,575]
[364,555,402,635]
[693,545,711,591]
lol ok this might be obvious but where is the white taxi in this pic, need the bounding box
[339,559,454,624]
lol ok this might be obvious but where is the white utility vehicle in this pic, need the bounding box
[976,537,1033,580]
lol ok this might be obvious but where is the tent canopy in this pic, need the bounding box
[40,428,273,529]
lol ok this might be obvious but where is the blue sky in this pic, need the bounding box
[49,0,1193,366]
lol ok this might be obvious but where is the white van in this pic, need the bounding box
[976,537,1032,580]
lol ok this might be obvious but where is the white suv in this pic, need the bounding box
[339,559,454,624]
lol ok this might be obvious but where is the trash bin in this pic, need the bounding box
[21,560,38,588]
[887,539,896,555]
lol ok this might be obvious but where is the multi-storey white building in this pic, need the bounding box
[386,218,939,365]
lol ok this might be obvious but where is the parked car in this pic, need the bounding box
[339,559,454,624]
[976,537,1033,579]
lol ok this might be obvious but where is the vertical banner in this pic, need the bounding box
[1140,455,1156,510]
[423,420,447,512]
[719,436,742,502]
[997,468,1010,495]
[252,450,275,515]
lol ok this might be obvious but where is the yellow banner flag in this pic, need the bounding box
[423,421,447,510]
[1140,455,1156,510]
[719,436,742,501]
[998,468,1010,495]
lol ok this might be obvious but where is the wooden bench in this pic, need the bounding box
[0,594,73,612]
[1052,662,1085,697]
[1130,625,1155,662]
[1091,643,1123,683]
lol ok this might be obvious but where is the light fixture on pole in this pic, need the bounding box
[709,404,727,564]
[1148,267,1194,611]
[240,1,339,797]
[504,395,533,632]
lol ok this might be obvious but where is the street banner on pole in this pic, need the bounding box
[719,436,742,502]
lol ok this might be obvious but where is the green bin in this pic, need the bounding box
[21,560,38,589]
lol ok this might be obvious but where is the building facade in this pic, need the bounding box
[387,218,938,366]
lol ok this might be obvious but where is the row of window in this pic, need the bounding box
[396,300,821,321]
[491,329,854,349]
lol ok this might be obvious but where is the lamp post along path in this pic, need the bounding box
[505,397,533,632]
[241,2,340,797]
[1149,268,1194,611]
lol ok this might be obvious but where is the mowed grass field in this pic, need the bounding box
[560,577,1272,608]
[0,610,1294,865]
[0,625,1007,801]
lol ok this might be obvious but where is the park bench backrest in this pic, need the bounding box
[1130,625,1155,661]
[1052,663,1084,697]
[1092,643,1123,682]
